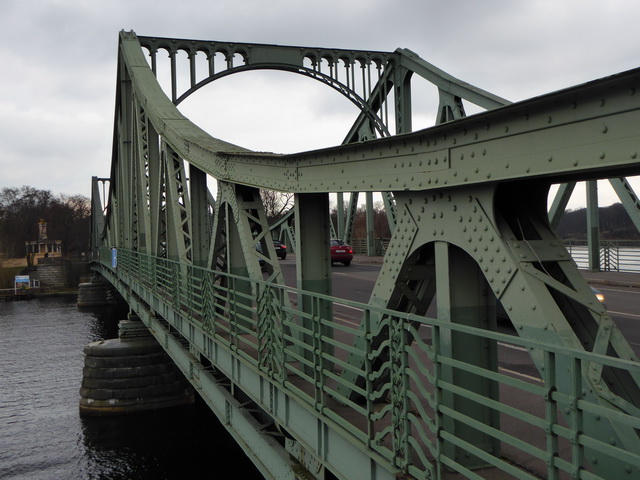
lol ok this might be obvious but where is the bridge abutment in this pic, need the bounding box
[77,277,118,307]
[79,316,194,416]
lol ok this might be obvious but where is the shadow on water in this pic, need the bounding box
[80,396,263,480]
[78,303,128,341]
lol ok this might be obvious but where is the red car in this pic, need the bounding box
[330,239,353,266]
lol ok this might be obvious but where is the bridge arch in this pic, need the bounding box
[139,37,395,140]
[175,64,391,138]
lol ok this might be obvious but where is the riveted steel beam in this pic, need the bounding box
[234,71,640,192]
[548,182,576,229]
[119,31,640,194]
[338,180,640,478]
[396,48,511,112]
[610,177,640,233]
[189,165,210,267]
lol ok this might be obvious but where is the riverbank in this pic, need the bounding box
[0,255,88,301]
[0,288,79,302]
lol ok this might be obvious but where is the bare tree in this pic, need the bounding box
[48,194,91,254]
[260,189,294,223]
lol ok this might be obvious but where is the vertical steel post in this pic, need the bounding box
[587,180,600,272]
[189,165,210,267]
[90,177,105,257]
[226,205,253,332]
[366,192,375,256]
[146,122,162,257]
[117,59,133,250]
[435,241,500,468]
[336,193,345,241]
[295,193,333,375]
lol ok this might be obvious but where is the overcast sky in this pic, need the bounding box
[1,0,639,210]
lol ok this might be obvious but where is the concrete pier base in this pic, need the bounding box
[77,279,117,307]
[79,320,194,416]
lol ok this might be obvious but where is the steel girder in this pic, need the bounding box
[108,34,240,268]
[610,177,640,235]
[587,180,600,271]
[137,35,394,131]
[338,180,640,476]
[548,182,577,229]
[135,32,640,261]
[113,33,640,242]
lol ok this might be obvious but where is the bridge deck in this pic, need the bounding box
[223,318,574,479]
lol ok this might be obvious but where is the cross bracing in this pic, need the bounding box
[135,33,640,251]
[92,30,640,479]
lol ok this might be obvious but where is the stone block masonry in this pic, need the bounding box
[34,257,73,289]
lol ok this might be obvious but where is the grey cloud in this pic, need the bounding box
[0,0,639,208]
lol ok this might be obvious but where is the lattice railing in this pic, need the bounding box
[98,247,640,479]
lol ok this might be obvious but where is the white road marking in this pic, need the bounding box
[609,310,640,319]
[498,342,528,352]
[335,304,365,312]
[498,367,542,383]
[334,315,360,327]
[599,287,640,295]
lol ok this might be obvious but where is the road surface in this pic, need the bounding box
[275,255,640,378]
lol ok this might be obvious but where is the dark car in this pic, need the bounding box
[330,239,353,266]
[273,240,287,259]
[255,243,265,267]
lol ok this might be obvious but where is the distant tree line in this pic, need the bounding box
[336,201,639,242]
[260,190,393,241]
[330,201,392,240]
[556,203,640,240]
[0,186,91,259]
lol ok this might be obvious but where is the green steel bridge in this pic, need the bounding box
[90,31,640,479]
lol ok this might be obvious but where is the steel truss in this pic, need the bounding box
[92,31,640,479]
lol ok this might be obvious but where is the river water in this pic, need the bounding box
[0,296,262,480]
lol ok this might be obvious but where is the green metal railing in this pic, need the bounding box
[98,247,640,479]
